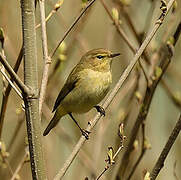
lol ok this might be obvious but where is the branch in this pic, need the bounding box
[20,0,47,179]
[7,114,25,151]
[53,1,174,179]
[150,114,181,180]
[119,43,172,178]
[10,147,29,180]
[50,0,97,58]
[95,123,126,180]
[173,21,181,46]
[35,0,63,29]
[149,20,181,180]
[161,79,181,109]
[126,122,149,180]
[39,0,50,116]
[100,0,135,53]
[0,143,13,177]
[119,19,181,179]
[119,2,150,63]
[0,67,23,99]
[0,46,23,138]
[100,0,149,83]
[0,52,30,96]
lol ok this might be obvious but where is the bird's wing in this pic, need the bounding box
[52,80,77,112]
[52,68,80,112]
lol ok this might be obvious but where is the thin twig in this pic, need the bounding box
[0,52,30,96]
[39,0,50,116]
[50,0,97,58]
[96,123,126,180]
[53,1,173,178]
[10,148,29,180]
[100,0,135,53]
[0,147,13,176]
[92,73,138,175]
[1,49,6,94]
[0,46,23,138]
[150,114,181,180]
[119,18,181,179]
[161,79,181,109]
[0,141,13,175]
[173,161,179,180]
[119,44,172,178]
[119,3,151,64]
[35,0,63,29]
[7,114,25,151]
[100,0,149,85]
[126,122,148,180]
[0,68,23,99]
[39,0,94,116]
[96,145,124,180]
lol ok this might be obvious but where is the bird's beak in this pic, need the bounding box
[110,53,121,58]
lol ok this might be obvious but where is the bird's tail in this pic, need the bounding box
[43,112,61,136]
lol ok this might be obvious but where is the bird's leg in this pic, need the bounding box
[68,113,90,140]
[94,105,105,116]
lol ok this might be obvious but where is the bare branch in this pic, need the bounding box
[39,0,50,116]
[10,147,29,180]
[119,19,181,179]
[126,122,149,180]
[20,0,47,179]
[0,68,23,99]
[150,114,181,180]
[100,0,150,84]
[50,0,97,58]
[96,123,126,180]
[0,142,13,177]
[0,52,30,95]
[0,46,23,138]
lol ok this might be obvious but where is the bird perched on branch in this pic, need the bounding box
[43,48,120,139]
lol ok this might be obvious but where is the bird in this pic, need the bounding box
[43,48,120,139]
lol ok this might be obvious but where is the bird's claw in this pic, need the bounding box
[94,105,105,116]
[82,129,91,140]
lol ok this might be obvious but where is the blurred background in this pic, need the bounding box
[0,0,181,179]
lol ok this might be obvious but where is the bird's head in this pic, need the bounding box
[80,48,120,72]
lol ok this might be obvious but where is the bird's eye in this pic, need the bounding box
[96,55,104,59]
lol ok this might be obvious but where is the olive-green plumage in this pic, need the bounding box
[43,48,120,136]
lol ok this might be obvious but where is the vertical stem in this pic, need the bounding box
[39,0,50,116]
[20,0,46,179]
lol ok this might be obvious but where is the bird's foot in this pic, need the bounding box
[94,105,105,116]
[81,129,91,140]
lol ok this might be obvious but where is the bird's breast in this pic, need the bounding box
[76,69,112,104]
[79,68,112,90]
[61,69,112,114]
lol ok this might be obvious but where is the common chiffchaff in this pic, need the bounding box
[43,48,120,138]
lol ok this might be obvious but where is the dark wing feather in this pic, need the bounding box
[52,65,81,112]
[52,80,77,112]
[52,59,84,112]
